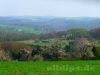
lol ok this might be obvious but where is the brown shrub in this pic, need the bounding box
[0,42,33,60]
[33,54,44,61]
[0,49,11,61]
[0,42,32,51]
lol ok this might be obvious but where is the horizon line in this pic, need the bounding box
[0,16,100,18]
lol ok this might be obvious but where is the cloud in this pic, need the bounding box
[44,0,100,3]
[0,0,99,17]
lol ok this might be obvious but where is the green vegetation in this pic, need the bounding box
[0,24,43,34]
[0,17,100,74]
[0,39,99,61]
[0,27,100,61]
[65,28,89,39]
[0,61,100,75]
[17,39,70,47]
[16,40,35,45]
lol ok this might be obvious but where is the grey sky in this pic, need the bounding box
[0,0,100,17]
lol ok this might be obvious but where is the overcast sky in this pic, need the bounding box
[0,0,100,17]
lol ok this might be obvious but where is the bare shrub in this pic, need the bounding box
[33,54,44,61]
[0,49,11,61]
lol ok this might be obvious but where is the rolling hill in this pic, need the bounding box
[0,16,100,34]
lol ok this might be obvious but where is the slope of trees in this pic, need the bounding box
[0,32,38,41]
[89,27,100,40]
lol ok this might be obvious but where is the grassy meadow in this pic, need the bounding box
[16,39,70,47]
[0,61,100,75]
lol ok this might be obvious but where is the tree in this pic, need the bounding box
[92,46,100,59]
[65,28,89,40]
[65,38,95,59]
[89,27,100,40]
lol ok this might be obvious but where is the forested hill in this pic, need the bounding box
[0,16,100,34]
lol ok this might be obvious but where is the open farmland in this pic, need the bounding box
[16,39,70,47]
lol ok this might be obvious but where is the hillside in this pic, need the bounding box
[0,17,100,34]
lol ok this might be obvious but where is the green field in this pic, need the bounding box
[0,61,100,75]
[16,39,70,47]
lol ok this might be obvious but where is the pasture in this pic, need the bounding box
[16,39,70,47]
[0,61,100,75]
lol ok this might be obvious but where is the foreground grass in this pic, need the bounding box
[0,61,100,75]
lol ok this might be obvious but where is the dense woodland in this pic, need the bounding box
[0,27,100,61]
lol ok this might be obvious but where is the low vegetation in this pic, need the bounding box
[0,61,100,75]
[0,27,99,61]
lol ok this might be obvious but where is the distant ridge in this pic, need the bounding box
[0,16,100,34]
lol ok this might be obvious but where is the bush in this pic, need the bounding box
[0,42,33,61]
[65,38,96,60]
[0,49,11,61]
[33,54,44,61]
[93,46,100,59]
